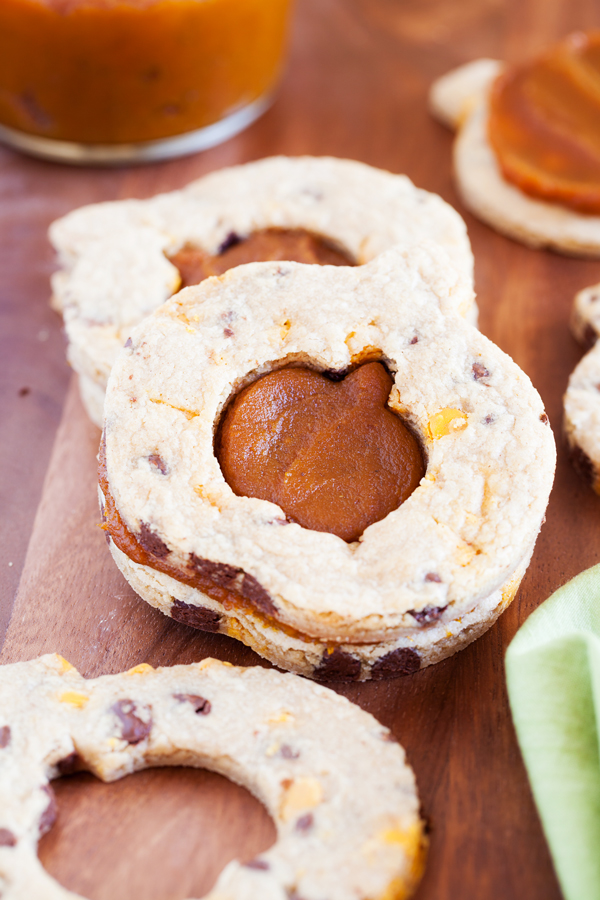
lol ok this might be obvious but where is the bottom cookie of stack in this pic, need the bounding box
[110,539,533,682]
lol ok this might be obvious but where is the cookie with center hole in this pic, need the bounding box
[100,242,555,680]
[0,654,426,899]
[49,155,476,428]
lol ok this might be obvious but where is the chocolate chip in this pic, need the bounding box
[409,605,446,624]
[295,813,314,831]
[371,647,420,680]
[314,647,361,682]
[281,744,299,759]
[569,443,596,486]
[323,367,346,382]
[56,751,84,775]
[483,414,495,425]
[189,555,240,589]
[583,322,597,350]
[287,890,307,900]
[223,327,234,338]
[170,599,222,632]
[18,386,30,397]
[240,573,277,617]
[174,693,211,715]
[112,699,152,745]
[147,454,168,475]
[138,522,170,558]
[39,785,57,835]
[410,335,419,345]
[472,362,490,380]
[218,232,242,254]
[301,187,324,200]
[540,413,549,424]
[0,726,10,748]
[0,829,16,847]
[124,337,133,349]
[188,555,277,616]
[424,572,441,583]
[243,858,270,870]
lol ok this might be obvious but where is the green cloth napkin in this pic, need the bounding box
[506,564,600,900]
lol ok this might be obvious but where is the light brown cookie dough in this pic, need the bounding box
[0,654,426,900]
[49,156,476,428]
[571,282,600,348]
[429,58,502,130]
[564,284,600,492]
[100,243,555,677]
[430,61,600,256]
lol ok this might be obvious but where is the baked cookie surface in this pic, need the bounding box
[430,61,600,256]
[101,243,555,677]
[0,654,425,899]
[564,282,600,493]
[49,156,476,427]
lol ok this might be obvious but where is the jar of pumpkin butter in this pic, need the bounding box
[0,0,291,164]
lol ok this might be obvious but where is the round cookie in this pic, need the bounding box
[429,61,600,257]
[49,155,476,428]
[0,654,426,900]
[101,243,556,678]
[564,282,600,492]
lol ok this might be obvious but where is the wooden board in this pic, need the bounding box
[3,0,600,897]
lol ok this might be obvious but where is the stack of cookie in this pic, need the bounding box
[98,238,555,681]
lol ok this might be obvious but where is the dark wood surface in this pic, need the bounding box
[3,0,600,897]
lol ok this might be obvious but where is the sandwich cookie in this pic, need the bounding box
[100,243,555,679]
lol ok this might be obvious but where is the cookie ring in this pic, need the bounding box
[49,155,475,428]
[101,243,555,676]
[0,654,426,900]
[430,62,600,257]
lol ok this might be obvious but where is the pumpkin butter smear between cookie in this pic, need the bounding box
[99,361,425,638]
[488,30,600,213]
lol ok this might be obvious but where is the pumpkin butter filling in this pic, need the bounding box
[488,31,600,214]
[100,362,426,646]
[169,227,355,290]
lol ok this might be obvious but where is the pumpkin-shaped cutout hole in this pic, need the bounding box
[38,768,275,900]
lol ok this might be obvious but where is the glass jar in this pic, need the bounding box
[0,0,291,164]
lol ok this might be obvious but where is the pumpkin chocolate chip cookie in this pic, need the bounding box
[99,242,555,680]
[49,155,476,427]
[0,654,426,899]
[564,281,600,492]
[430,33,600,256]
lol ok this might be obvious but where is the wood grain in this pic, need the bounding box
[3,0,600,897]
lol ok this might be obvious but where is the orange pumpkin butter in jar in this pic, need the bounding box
[0,0,291,163]
[488,31,600,214]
